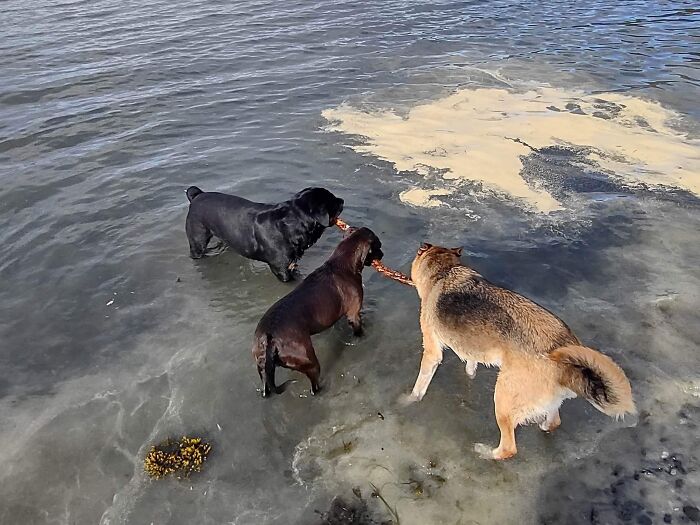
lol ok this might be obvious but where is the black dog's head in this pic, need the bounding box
[292,187,344,227]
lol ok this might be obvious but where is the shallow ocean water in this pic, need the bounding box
[1,1,699,524]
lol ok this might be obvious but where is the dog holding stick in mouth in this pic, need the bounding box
[252,227,383,396]
[185,186,344,282]
[406,243,635,459]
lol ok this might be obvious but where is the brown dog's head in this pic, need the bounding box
[358,227,384,267]
[334,227,383,271]
[411,243,462,285]
[292,187,345,227]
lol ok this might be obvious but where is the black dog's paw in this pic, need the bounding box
[270,264,296,282]
[204,241,226,256]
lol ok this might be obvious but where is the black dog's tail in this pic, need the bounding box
[186,186,204,203]
[256,333,277,397]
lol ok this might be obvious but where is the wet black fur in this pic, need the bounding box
[185,186,344,282]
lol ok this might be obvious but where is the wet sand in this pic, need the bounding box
[324,85,700,212]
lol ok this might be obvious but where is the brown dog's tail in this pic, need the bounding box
[255,333,277,398]
[551,345,636,418]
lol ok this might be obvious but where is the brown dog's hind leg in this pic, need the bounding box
[280,338,322,395]
[297,346,321,395]
[302,358,321,395]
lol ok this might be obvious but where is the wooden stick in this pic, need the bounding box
[333,218,415,287]
[371,259,415,287]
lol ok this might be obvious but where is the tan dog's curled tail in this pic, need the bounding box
[551,345,635,418]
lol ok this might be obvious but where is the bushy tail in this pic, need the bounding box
[551,345,636,418]
[186,186,204,202]
[255,334,277,397]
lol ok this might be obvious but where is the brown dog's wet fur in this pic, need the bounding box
[252,227,383,397]
[408,244,636,460]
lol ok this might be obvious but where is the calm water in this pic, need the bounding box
[1,1,699,524]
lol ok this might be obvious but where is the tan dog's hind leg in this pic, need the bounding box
[492,376,518,459]
[475,372,518,460]
[539,409,561,432]
[409,330,443,402]
[465,360,478,379]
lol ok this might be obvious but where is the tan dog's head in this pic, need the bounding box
[411,243,463,288]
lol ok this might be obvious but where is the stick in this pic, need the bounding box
[334,219,415,287]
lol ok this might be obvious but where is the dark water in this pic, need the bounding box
[1,1,699,524]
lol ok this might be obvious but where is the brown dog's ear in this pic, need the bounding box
[354,239,372,269]
[451,246,463,256]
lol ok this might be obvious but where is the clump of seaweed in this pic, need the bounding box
[144,436,212,479]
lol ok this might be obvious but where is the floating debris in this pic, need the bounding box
[144,436,212,480]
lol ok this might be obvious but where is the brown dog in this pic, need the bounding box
[407,243,635,459]
[252,227,383,397]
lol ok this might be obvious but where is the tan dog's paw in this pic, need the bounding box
[397,392,420,407]
[473,443,495,459]
[474,443,516,460]
[465,361,478,379]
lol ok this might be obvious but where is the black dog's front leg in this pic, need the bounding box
[269,260,295,282]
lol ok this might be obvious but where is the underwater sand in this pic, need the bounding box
[323,86,700,212]
[2,0,699,523]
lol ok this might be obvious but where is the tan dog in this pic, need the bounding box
[407,243,635,460]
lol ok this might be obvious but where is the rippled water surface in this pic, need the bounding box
[1,1,699,524]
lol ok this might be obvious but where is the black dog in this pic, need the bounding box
[252,227,383,396]
[185,186,344,282]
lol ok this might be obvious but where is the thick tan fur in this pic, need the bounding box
[408,244,636,460]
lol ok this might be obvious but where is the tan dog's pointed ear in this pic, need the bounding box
[416,243,432,256]
[451,246,463,256]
